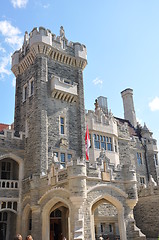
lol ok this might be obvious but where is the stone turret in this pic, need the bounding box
[121,88,137,127]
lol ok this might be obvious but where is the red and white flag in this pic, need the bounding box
[85,125,91,161]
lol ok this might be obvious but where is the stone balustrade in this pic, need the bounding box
[0,200,18,212]
[0,179,19,189]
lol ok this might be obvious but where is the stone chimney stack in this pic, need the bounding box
[121,88,137,127]
[97,96,108,114]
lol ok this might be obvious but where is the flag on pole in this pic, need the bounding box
[85,125,91,161]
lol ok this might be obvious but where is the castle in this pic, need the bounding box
[0,26,158,240]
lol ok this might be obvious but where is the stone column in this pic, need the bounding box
[31,206,42,240]
[70,197,85,240]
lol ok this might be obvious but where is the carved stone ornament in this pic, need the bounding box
[60,137,68,148]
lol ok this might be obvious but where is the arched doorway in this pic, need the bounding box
[92,199,120,240]
[50,204,69,240]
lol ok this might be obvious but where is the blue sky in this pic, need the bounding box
[0,0,159,145]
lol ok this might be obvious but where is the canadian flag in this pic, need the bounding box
[85,125,91,161]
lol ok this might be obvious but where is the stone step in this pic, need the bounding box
[127,221,146,239]
[74,219,84,240]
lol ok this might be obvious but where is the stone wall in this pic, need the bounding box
[134,186,159,239]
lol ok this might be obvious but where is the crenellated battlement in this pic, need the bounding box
[0,129,25,140]
[11,26,87,76]
[86,108,118,137]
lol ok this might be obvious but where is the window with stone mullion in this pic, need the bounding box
[106,137,112,151]
[1,162,11,180]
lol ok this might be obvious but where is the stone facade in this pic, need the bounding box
[0,26,158,240]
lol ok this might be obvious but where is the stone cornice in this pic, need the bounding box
[12,42,87,77]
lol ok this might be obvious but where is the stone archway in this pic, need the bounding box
[88,187,127,240]
[42,197,71,240]
[0,153,24,182]
[50,204,69,240]
[92,199,120,239]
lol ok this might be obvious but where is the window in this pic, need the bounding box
[0,212,7,222]
[29,211,32,231]
[64,79,71,85]
[1,162,11,179]
[101,223,104,233]
[67,154,72,162]
[93,134,113,151]
[106,137,112,151]
[54,152,58,158]
[140,176,145,185]
[53,152,58,162]
[29,78,34,96]
[137,152,142,165]
[154,154,158,166]
[101,136,106,150]
[94,134,100,149]
[109,224,112,232]
[23,84,27,101]
[60,153,65,168]
[7,202,12,209]
[60,117,65,134]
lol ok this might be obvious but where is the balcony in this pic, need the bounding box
[0,200,18,212]
[0,180,19,189]
[51,75,78,103]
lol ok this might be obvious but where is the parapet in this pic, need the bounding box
[0,129,25,140]
[11,26,87,76]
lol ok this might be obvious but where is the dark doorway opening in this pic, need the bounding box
[0,223,7,240]
[50,206,69,240]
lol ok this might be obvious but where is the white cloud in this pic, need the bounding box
[149,97,159,111]
[12,78,16,87]
[0,20,21,36]
[0,56,11,78]
[92,77,103,86]
[0,46,6,53]
[5,35,23,48]
[43,3,50,8]
[11,0,28,8]
[0,20,23,49]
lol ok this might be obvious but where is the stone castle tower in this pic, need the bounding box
[12,26,87,178]
[0,26,158,240]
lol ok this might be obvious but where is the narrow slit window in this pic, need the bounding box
[23,84,27,101]
[60,117,65,134]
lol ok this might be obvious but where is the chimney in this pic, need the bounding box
[121,88,137,127]
[97,96,108,114]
